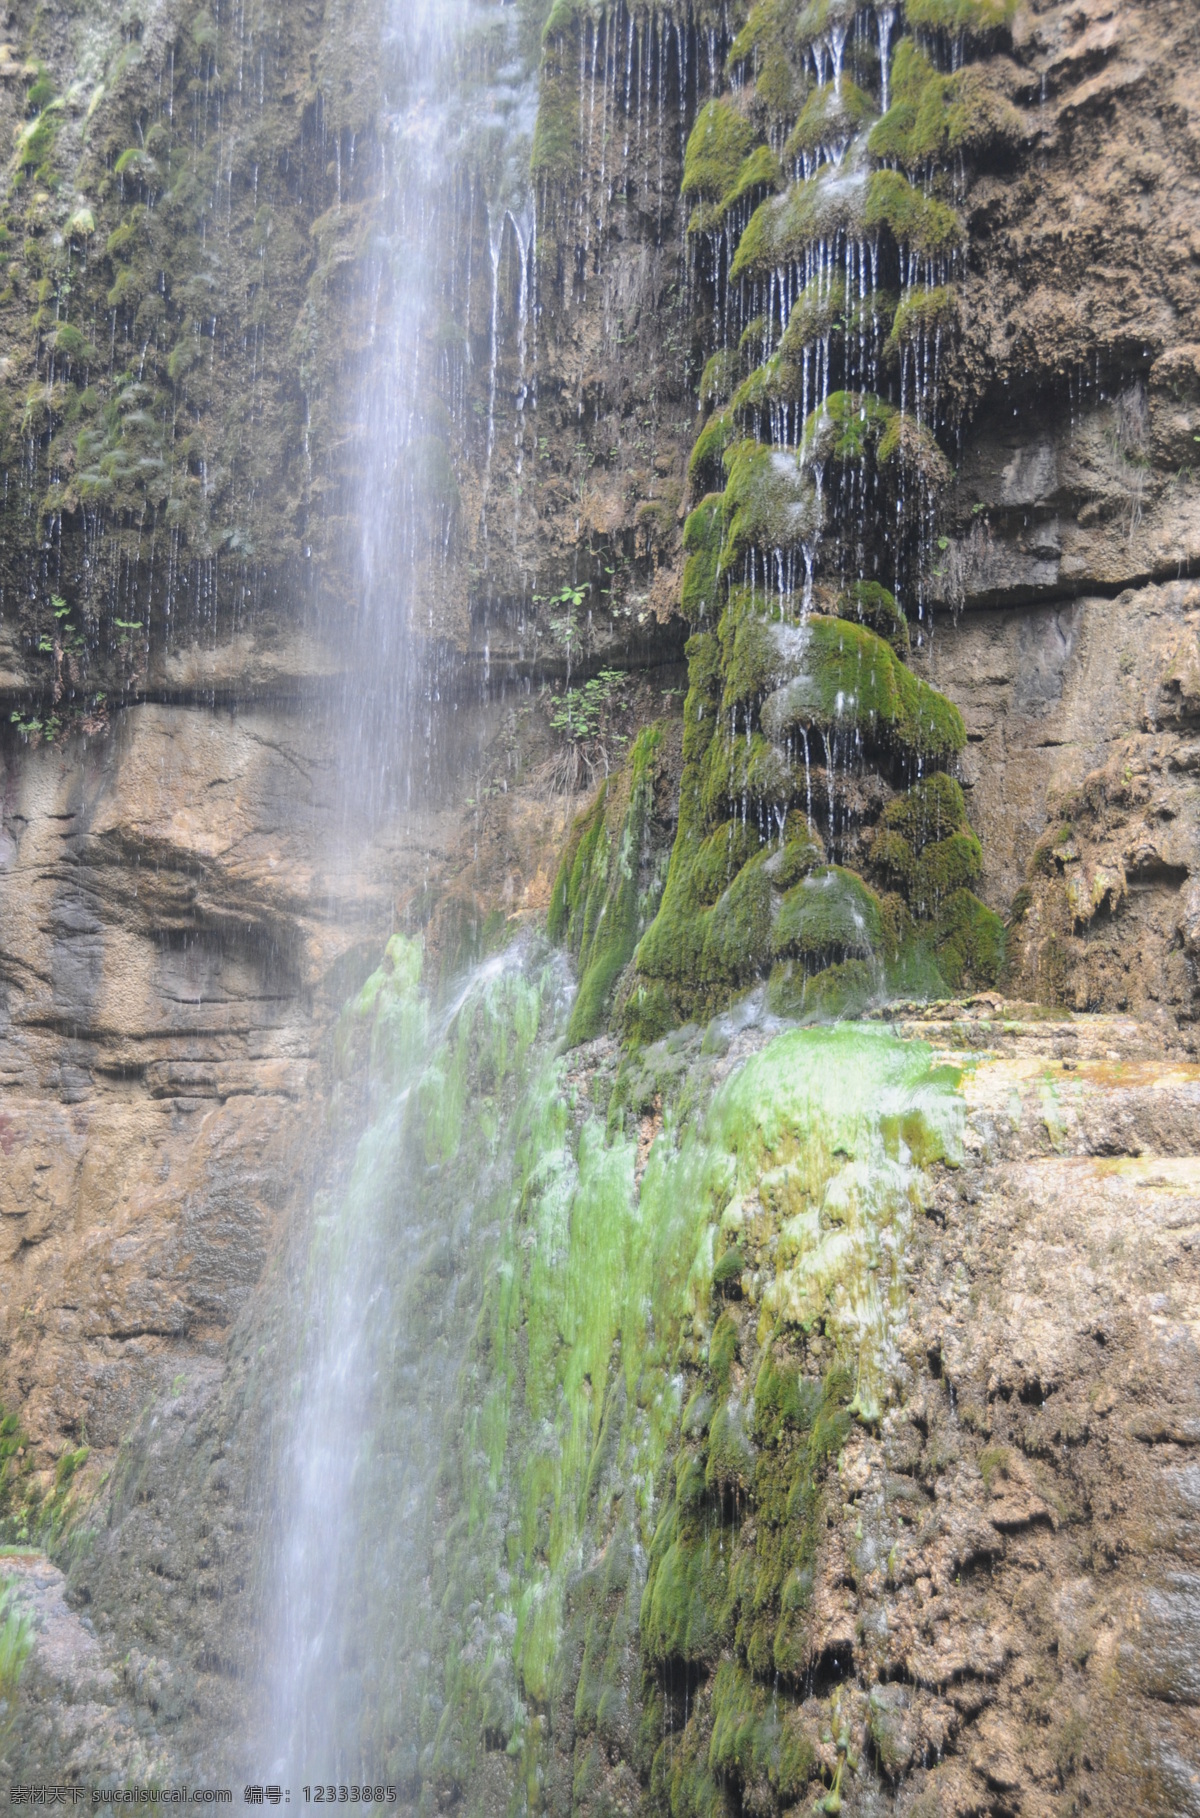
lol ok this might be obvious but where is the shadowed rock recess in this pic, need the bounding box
[0,0,1199,1814]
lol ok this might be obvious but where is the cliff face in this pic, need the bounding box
[0,0,1198,1810]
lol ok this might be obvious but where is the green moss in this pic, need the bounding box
[729,351,797,420]
[873,775,982,916]
[778,277,843,360]
[905,0,1019,32]
[698,728,795,822]
[641,1503,733,1666]
[713,1245,746,1287]
[835,580,908,652]
[935,888,1006,988]
[779,1712,817,1797]
[692,820,762,907]
[884,284,959,358]
[731,168,871,280]
[681,495,726,624]
[702,850,778,983]
[784,79,876,163]
[723,144,785,216]
[548,726,667,1046]
[530,54,578,179]
[709,1660,780,1782]
[864,169,962,254]
[361,930,973,1790]
[774,865,884,960]
[870,42,953,166]
[802,389,896,465]
[689,409,737,490]
[682,101,757,205]
[726,0,802,125]
[758,615,967,766]
[14,103,63,178]
[720,437,819,565]
[709,1311,740,1387]
[793,0,861,55]
[877,410,954,488]
[700,350,739,410]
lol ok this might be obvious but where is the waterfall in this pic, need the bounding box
[256,939,567,1779]
[322,0,539,832]
[252,0,542,1777]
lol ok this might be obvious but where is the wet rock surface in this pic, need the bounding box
[919,578,1200,1026]
[0,691,586,1484]
[6,997,1198,1814]
[0,0,1197,1803]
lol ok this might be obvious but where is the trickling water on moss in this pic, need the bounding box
[256,924,966,1802]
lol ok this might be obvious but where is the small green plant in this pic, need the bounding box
[548,668,629,746]
[0,1580,32,1700]
[534,584,589,659]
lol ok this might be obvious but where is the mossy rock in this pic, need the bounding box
[883,773,967,849]
[877,410,954,489]
[731,159,873,281]
[682,495,726,624]
[698,727,798,822]
[720,437,819,566]
[884,283,959,358]
[778,277,843,360]
[640,1506,732,1666]
[774,865,884,960]
[869,41,1022,169]
[767,954,880,1022]
[729,350,801,420]
[905,0,1019,34]
[836,580,909,653]
[874,776,983,917]
[864,168,962,254]
[700,349,740,410]
[690,143,784,236]
[682,100,757,205]
[802,389,896,465]
[784,78,876,163]
[689,409,737,490]
[549,727,667,1045]
[703,856,778,983]
[758,615,967,767]
[935,888,1006,988]
[692,819,763,908]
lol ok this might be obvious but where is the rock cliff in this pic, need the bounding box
[0,0,1198,1812]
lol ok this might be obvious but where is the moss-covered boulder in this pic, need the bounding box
[548,726,670,1047]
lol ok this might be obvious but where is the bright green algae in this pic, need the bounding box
[330,934,967,1809]
[310,935,966,1809]
[547,726,669,1046]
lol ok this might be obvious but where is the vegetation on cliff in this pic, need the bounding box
[573,0,1015,1035]
[327,937,965,1809]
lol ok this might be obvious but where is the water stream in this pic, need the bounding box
[258,938,568,1778]
[254,0,543,1776]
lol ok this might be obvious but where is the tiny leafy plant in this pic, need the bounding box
[547,667,631,790]
[549,668,630,744]
[0,1579,32,1700]
[534,583,590,671]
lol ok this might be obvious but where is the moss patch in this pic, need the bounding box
[548,726,669,1046]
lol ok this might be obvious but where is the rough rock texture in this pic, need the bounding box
[841,1000,1200,1814]
[0,0,1198,1803]
[916,578,1200,1028]
[0,689,588,1485]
